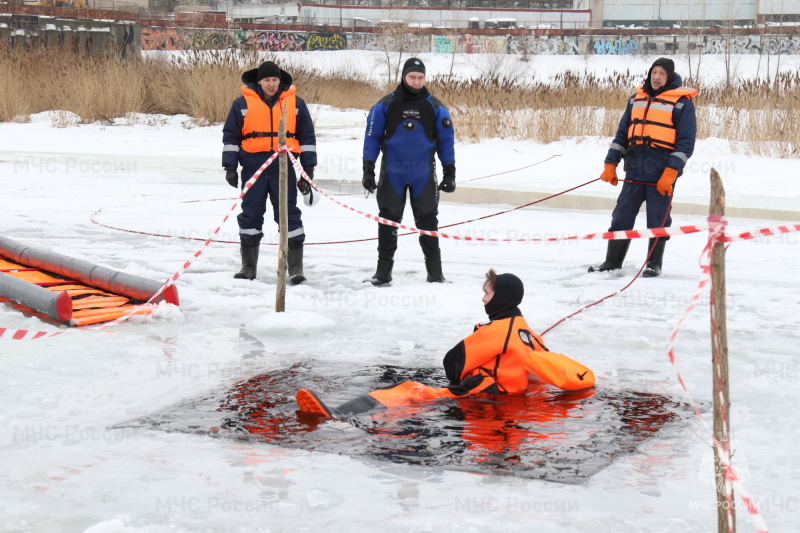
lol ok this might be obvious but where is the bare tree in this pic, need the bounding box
[719,0,743,89]
[474,52,512,83]
[446,3,464,78]
[682,0,707,83]
[772,0,787,89]
[374,8,422,85]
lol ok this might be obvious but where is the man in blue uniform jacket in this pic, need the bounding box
[362,57,456,286]
[222,61,317,284]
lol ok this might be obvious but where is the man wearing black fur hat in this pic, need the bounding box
[590,57,698,278]
[362,57,456,286]
[222,61,317,284]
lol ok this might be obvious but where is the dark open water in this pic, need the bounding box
[119,362,693,484]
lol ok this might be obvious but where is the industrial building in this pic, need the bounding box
[219,0,800,30]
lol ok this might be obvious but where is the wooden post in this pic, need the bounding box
[275,109,288,313]
[710,168,734,532]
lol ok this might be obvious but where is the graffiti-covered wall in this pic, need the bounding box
[139,28,800,56]
[1,5,799,58]
[140,27,350,52]
[510,34,800,56]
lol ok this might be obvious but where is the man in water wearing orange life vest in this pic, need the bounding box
[222,61,317,284]
[590,57,697,278]
[296,269,595,418]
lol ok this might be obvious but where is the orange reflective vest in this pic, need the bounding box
[627,85,698,150]
[240,84,300,153]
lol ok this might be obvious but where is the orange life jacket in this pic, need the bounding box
[627,85,698,150]
[240,84,300,153]
[458,316,595,393]
[459,316,538,394]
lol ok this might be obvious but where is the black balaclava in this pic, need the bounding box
[484,273,524,321]
[257,61,281,81]
[643,57,675,96]
[400,57,426,97]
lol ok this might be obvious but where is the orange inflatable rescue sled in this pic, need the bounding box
[0,235,179,327]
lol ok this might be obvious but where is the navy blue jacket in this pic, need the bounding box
[604,74,696,181]
[222,67,317,171]
[364,85,455,184]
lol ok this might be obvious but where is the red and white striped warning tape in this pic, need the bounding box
[145,150,280,305]
[290,152,800,244]
[666,215,768,532]
[719,224,800,243]
[1,150,281,341]
[4,152,799,343]
[0,327,61,340]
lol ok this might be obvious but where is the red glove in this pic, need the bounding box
[657,167,679,196]
[600,163,618,186]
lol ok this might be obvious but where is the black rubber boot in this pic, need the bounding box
[335,394,385,417]
[371,222,397,286]
[588,239,631,273]
[296,389,339,418]
[371,258,394,286]
[643,238,666,278]
[296,389,385,419]
[288,240,305,285]
[234,235,261,280]
[420,233,444,282]
[425,260,445,283]
[377,223,398,261]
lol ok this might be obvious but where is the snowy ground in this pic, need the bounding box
[1,52,799,533]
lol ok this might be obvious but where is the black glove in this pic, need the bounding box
[362,160,377,193]
[438,164,456,193]
[298,167,314,195]
[225,167,238,188]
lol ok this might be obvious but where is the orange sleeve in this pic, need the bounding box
[522,350,596,390]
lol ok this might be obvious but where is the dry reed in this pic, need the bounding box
[1,46,798,158]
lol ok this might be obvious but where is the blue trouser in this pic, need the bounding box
[238,159,304,243]
[609,180,673,240]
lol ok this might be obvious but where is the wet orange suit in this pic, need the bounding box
[296,273,595,418]
[367,315,596,409]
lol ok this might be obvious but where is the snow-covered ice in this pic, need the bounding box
[1,52,799,532]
